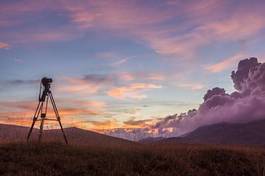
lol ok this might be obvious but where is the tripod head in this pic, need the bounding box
[39,77,53,102]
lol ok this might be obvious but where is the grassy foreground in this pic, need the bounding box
[0,143,264,176]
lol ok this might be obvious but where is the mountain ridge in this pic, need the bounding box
[0,123,135,146]
[155,119,265,145]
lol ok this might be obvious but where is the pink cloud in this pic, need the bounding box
[118,72,165,82]
[2,0,264,56]
[73,119,119,131]
[58,77,101,94]
[202,14,265,41]
[0,42,10,49]
[58,72,165,98]
[177,82,205,91]
[63,1,191,56]
[145,12,265,57]
[107,83,162,100]
[28,32,75,42]
[122,118,156,128]
[119,72,135,81]
[0,100,36,111]
[71,100,106,109]
[205,53,244,73]
[63,1,265,58]
[10,28,81,44]
[146,73,165,81]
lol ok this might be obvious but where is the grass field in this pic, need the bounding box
[0,143,265,176]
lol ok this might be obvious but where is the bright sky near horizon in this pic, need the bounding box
[1,0,265,131]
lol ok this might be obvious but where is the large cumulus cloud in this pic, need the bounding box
[231,57,259,91]
[105,57,265,140]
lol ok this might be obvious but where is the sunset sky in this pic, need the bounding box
[1,0,265,132]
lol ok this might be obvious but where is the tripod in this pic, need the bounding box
[27,78,68,144]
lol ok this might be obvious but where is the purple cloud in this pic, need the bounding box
[231,57,259,91]
[203,87,226,101]
[105,57,265,140]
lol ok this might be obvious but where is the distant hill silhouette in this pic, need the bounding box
[139,137,164,143]
[0,124,135,147]
[153,119,265,145]
[3,119,265,146]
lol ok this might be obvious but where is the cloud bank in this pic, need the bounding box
[105,57,265,140]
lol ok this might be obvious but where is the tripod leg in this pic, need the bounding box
[27,102,42,142]
[50,93,68,144]
[38,95,49,143]
[38,117,44,143]
[58,119,68,144]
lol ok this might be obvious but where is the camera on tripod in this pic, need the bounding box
[27,77,68,144]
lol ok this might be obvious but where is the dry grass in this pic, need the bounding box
[0,142,264,176]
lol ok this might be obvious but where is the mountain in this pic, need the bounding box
[4,118,265,146]
[0,124,31,143]
[0,124,135,146]
[158,119,265,145]
[139,137,164,143]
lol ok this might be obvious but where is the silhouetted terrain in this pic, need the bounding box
[2,123,265,175]
[157,119,265,145]
[0,143,264,176]
[3,119,265,146]
[0,124,30,143]
[0,124,135,147]
[139,137,165,143]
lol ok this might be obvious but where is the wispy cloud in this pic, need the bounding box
[205,53,244,73]
[62,1,265,59]
[3,1,265,58]
[123,118,155,128]
[70,100,106,109]
[10,28,80,44]
[119,72,135,81]
[107,83,162,100]
[89,119,118,130]
[147,73,165,81]
[177,82,205,91]
[6,79,39,85]
[59,72,164,96]
[0,42,10,49]
[0,79,40,92]
[117,72,165,82]
[111,56,135,67]
[72,119,119,130]
[59,76,109,95]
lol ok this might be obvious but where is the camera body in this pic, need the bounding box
[41,77,53,87]
[40,77,53,102]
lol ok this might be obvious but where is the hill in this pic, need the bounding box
[159,119,265,145]
[139,137,164,143]
[0,124,135,147]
